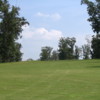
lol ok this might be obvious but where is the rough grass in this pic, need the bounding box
[0,60,100,100]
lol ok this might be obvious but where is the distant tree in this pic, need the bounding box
[82,44,91,59]
[51,50,59,60]
[74,46,82,59]
[58,37,76,60]
[40,46,53,61]
[27,58,33,61]
[0,0,29,62]
[81,0,100,58]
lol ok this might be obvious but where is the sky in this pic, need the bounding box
[9,0,94,60]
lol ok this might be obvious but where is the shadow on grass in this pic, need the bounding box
[87,66,100,68]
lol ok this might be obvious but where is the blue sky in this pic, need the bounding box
[9,0,94,60]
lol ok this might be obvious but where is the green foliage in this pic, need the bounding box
[81,0,100,34]
[40,46,53,61]
[51,50,59,60]
[0,60,100,100]
[91,34,100,58]
[81,0,100,59]
[27,58,33,61]
[82,44,91,59]
[58,37,76,60]
[74,46,82,59]
[0,0,29,62]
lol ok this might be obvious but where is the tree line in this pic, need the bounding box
[0,0,100,63]
[39,37,91,61]
[40,0,100,61]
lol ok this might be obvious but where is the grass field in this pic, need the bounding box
[0,60,100,100]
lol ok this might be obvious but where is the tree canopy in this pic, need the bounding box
[58,37,76,60]
[81,0,100,59]
[40,46,53,61]
[81,0,100,35]
[0,0,29,62]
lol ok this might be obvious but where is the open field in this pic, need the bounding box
[0,60,100,100]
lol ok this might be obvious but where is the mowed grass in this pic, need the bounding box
[0,60,100,100]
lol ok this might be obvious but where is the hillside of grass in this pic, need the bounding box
[0,60,100,100]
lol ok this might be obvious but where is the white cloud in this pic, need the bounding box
[22,26,93,46]
[36,12,61,21]
[22,26,92,46]
[22,26,63,40]
[36,12,49,17]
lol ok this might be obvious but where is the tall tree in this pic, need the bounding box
[81,0,100,35]
[51,50,59,60]
[91,34,100,58]
[58,37,76,60]
[0,0,29,62]
[74,46,82,59]
[82,44,91,59]
[81,0,100,58]
[40,46,53,61]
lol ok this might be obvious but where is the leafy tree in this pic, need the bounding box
[27,58,33,61]
[51,50,59,60]
[74,46,82,59]
[14,43,23,61]
[0,0,29,62]
[40,46,53,61]
[81,0,100,35]
[81,0,100,58]
[91,34,100,58]
[58,37,76,60]
[82,44,91,59]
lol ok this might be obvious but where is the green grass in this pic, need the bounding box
[0,60,100,100]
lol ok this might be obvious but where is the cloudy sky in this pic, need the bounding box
[9,0,93,60]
